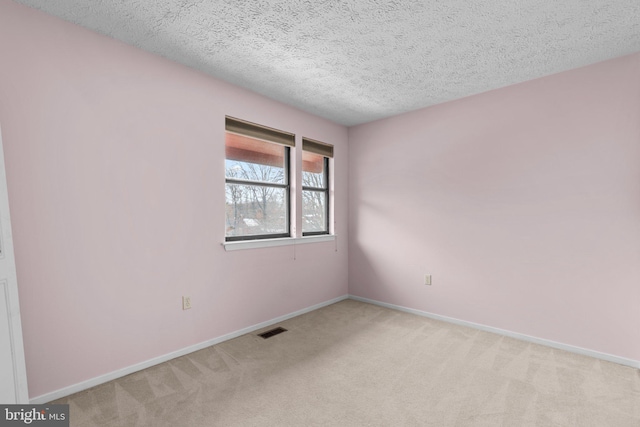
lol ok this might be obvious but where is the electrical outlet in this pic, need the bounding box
[182,296,192,310]
[424,274,432,286]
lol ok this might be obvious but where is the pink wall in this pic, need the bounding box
[0,0,348,399]
[349,53,640,361]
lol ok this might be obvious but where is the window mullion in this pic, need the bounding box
[226,178,288,189]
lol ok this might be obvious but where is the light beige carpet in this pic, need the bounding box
[53,299,640,426]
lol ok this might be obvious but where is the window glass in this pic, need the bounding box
[225,132,289,240]
[302,151,325,188]
[225,184,288,237]
[302,150,328,235]
[225,133,286,184]
[302,190,327,234]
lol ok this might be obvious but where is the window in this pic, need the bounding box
[302,138,333,235]
[225,117,294,241]
[224,117,334,245]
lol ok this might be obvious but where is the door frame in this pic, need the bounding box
[0,123,29,403]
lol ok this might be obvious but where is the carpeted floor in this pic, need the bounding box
[53,299,640,426]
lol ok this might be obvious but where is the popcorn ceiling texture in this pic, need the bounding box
[14,0,640,126]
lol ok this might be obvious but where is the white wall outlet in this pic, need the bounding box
[182,296,192,310]
[424,274,432,286]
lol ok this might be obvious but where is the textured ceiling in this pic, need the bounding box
[14,0,640,126]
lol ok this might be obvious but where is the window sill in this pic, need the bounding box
[223,235,335,251]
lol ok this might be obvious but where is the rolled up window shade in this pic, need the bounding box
[226,116,295,147]
[302,137,333,158]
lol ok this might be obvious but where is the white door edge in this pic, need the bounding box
[0,123,29,403]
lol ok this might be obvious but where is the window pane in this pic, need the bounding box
[302,151,325,188]
[226,183,288,237]
[302,190,326,233]
[226,133,286,184]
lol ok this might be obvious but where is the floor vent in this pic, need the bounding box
[258,327,288,339]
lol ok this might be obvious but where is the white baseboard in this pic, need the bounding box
[349,295,640,369]
[30,294,349,404]
[31,292,637,403]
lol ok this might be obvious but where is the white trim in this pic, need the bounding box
[349,295,640,369]
[1,280,20,401]
[0,125,29,404]
[30,295,348,404]
[223,234,335,251]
